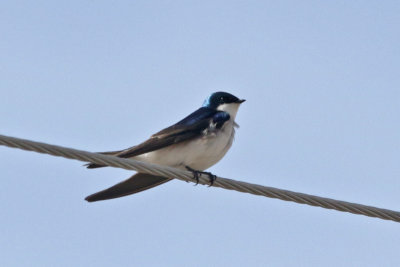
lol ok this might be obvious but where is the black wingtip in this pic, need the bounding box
[85,195,98,202]
[84,173,172,203]
[84,191,113,202]
[85,191,112,202]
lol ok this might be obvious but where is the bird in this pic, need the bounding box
[85,91,245,202]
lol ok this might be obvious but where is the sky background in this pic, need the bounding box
[1,1,400,266]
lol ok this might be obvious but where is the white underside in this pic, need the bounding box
[133,103,241,171]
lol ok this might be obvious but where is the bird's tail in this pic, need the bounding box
[85,163,106,169]
[85,150,122,169]
[85,173,171,202]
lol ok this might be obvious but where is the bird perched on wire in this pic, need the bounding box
[85,91,245,202]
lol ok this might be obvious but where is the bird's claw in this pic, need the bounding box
[185,166,217,186]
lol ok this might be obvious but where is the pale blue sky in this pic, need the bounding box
[1,1,400,266]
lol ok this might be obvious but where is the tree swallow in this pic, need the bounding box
[85,91,245,202]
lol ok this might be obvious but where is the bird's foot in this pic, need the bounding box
[185,166,217,186]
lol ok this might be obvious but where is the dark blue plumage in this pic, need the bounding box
[212,112,230,129]
[202,91,241,109]
[176,107,218,126]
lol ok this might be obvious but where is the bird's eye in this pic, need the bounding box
[220,97,224,102]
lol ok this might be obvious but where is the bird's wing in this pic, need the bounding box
[86,107,230,168]
[85,173,172,202]
[85,108,231,201]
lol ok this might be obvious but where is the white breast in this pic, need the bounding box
[134,120,236,170]
[134,102,241,171]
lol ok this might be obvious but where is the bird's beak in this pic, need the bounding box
[236,99,246,104]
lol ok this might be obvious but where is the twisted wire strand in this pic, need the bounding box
[1,134,399,223]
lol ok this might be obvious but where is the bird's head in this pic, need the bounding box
[202,92,245,119]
